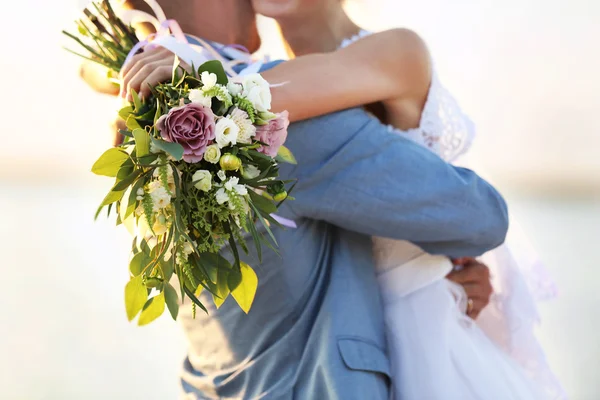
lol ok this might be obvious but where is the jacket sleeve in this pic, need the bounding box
[284,108,509,258]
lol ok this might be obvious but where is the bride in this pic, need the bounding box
[104,0,564,398]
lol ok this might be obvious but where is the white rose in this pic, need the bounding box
[189,89,212,108]
[241,73,272,112]
[201,71,218,89]
[148,182,171,211]
[215,188,229,205]
[241,164,260,179]
[215,117,240,148]
[227,82,242,96]
[192,170,212,192]
[204,144,221,164]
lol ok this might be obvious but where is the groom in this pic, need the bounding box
[88,1,508,398]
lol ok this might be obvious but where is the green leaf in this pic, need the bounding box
[131,89,142,112]
[125,276,147,321]
[247,218,263,262]
[164,283,179,320]
[116,158,134,180]
[118,105,134,121]
[138,292,165,326]
[100,188,125,207]
[197,60,228,85]
[113,169,142,191]
[212,266,230,309]
[248,190,277,215]
[91,148,129,177]
[183,286,208,313]
[150,137,184,161]
[124,179,143,220]
[126,115,142,131]
[275,145,297,165]
[230,262,258,314]
[129,252,150,276]
[133,128,150,158]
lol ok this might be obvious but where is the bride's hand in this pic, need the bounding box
[447,258,493,319]
[120,47,191,102]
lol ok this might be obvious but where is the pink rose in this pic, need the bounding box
[156,103,216,163]
[255,111,289,157]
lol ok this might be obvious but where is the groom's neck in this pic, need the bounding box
[124,0,261,52]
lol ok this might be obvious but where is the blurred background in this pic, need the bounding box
[0,0,598,399]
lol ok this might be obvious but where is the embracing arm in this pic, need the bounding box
[264,28,431,122]
[286,109,509,258]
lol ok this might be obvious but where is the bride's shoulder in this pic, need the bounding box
[342,28,432,99]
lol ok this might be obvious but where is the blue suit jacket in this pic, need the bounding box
[178,61,509,399]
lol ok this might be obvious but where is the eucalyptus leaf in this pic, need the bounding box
[138,292,165,326]
[133,128,150,158]
[118,105,134,121]
[164,283,179,320]
[91,148,129,177]
[125,275,147,321]
[212,266,230,309]
[197,60,228,85]
[126,115,142,131]
[129,251,150,276]
[100,188,125,207]
[230,262,258,314]
[150,137,184,161]
[116,158,134,180]
[113,169,141,191]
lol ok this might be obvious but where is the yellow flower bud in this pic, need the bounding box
[273,191,288,202]
[219,154,242,171]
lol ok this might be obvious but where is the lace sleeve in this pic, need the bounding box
[390,70,476,162]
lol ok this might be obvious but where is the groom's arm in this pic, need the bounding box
[285,109,509,258]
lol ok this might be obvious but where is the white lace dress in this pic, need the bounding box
[341,31,565,400]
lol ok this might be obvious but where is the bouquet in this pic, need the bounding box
[64,1,296,325]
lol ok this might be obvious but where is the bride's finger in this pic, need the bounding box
[125,60,168,101]
[121,50,172,97]
[137,65,173,100]
[120,47,169,79]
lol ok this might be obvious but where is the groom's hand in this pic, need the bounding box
[447,258,493,319]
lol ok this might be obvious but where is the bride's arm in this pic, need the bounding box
[121,29,431,118]
[264,28,432,121]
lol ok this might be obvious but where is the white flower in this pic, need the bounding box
[148,181,171,211]
[137,188,145,196]
[215,188,229,205]
[224,176,248,196]
[230,108,256,143]
[192,169,212,192]
[189,89,212,108]
[182,241,195,256]
[215,117,240,148]
[201,71,218,90]
[217,170,227,181]
[204,144,221,164]
[241,164,260,179]
[227,82,242,96]
[241,73,272,112]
